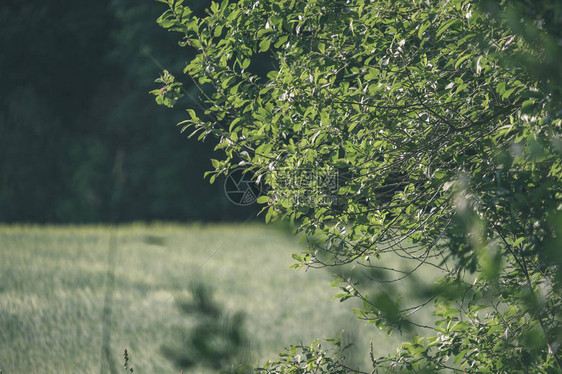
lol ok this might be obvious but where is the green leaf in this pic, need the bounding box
[186,109,198,120]
[436,19,460,37]
[214,25,223,37]
[257,196,270,204]
[454,54,470,69]
[502,87,516,100]
[259,39,270,52]
[512,237,525,247]
[222,75,236,89]
[229,117,242,131]
[418,21,430,39]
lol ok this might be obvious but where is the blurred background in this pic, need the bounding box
[0,0,253,223]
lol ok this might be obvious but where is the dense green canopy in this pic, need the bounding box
[154,0,562,371]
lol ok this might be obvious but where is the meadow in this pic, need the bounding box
[0,222,424,373]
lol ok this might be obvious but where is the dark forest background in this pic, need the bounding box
[0,0,252,223]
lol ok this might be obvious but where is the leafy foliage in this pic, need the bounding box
[154,0,562,371]
[257,334,355,374]
[161,283,252,373]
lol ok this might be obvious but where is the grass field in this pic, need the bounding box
[0,222,423,373]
